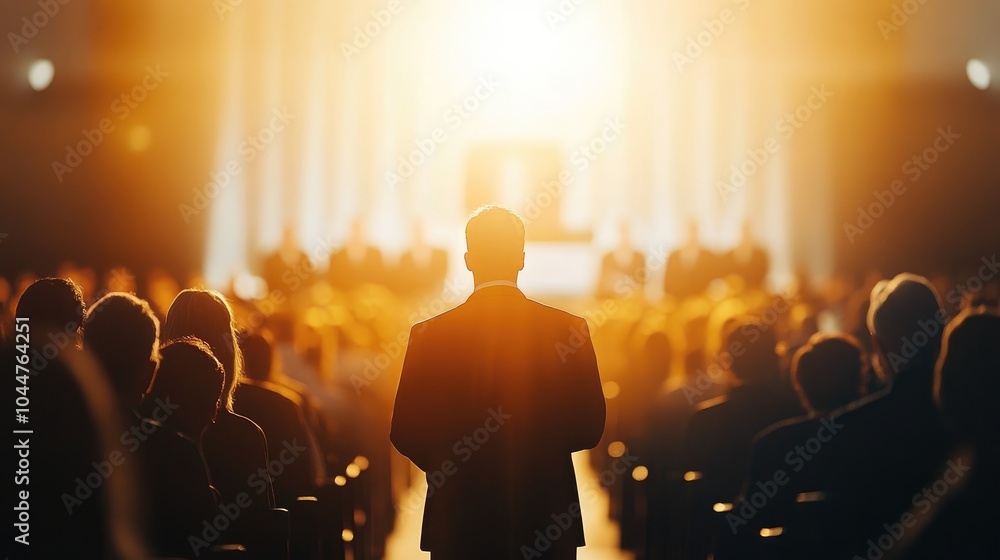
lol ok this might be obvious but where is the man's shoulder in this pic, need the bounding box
[412,295,586,334]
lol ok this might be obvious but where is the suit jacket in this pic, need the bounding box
[683,383,803,503]
[390,285,606,557]
[235,380,324,507]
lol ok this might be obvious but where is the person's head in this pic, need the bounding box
[867,273,947,384]
[16,277,85,350]
[82,293,161,409]
[792,333,867,414]
[464,204,525,283]
[240,331,273,382]
[935,307,1000,449]
[162,289,242,412]
[724,317,779,384]
[144,337,224,435]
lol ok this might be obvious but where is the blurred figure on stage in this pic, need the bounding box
[596,222,646,299]
[262,225,312,295]
[329,220,384,290]
[721,222,770,291]
[663,221,718,300]
[396,223,448,297]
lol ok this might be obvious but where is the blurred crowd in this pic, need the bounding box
[3,222,999,560]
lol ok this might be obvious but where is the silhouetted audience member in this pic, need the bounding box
[645,346,724,560]
[663,221,718,299]
[682,318,803,506]
[138,337,222,556]
[390,205,606,560]
[728,334,867,556]
[82,292,160,412]
[721,222,770,291]
[397,223,449,297]
[163,289,275,509]
[17,279,111,555]
[618,330,671,552]
[907,308,1000,558]
[823,274,955,557]
[596,223,647,299]
[236,331,325,506]
[329,220,384,290]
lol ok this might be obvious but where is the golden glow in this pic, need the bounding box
[683,471,703,482]
[967,59,991,90]
[602,381,621,399]
[346,463,361,478]
[27,59,54,91]
[334,475,347,487]
[354,455,370,471]
[607,441,626,458]
[342,529,354,542]
[713,502,733,513]
[631,466,649,482]
[796,491,827,503]
[127,125,152,152]
[760,527,784,538]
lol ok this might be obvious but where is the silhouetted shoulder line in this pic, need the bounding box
[524,297,588,324]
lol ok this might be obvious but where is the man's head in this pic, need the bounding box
[792,333,867,414]
[724,317,779,384]
[464,204,525,283]
[16,277,85,350]
[83,292,161,409]
[867,273,947,383]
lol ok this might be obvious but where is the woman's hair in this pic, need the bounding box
[162,289,243,411]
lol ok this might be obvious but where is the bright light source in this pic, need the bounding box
[760,527,784,538]
[967,59,991,90]
[346,463,361,478]
[713,502,733,513]
[342,529,354,542]
[607,441,626,458]
[354,456,370,471]
[632,466,648,481]
[28,59,54,91]
[683,471,703,482]
[334,475,347,486]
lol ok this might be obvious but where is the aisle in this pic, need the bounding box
[385,452,635,560]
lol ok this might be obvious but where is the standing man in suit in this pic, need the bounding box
[390,204,607,560]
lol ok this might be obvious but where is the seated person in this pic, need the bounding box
[822,274,955,556]
[163,289,275,509]
[82,292,160,415]
[235,331,325,506]
[682,318,804,506]
[907,308,1000,558]
[730,334,867,546]
[138,338,221,557]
